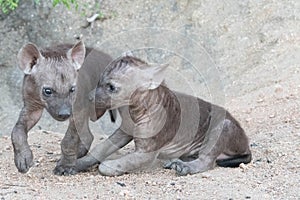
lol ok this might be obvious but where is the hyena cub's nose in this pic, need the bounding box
[58,108,71,120]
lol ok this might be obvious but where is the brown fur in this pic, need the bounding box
[76,56,251,176]
[11,41,113,175]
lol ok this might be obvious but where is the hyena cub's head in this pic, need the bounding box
[18,41,86,121]
[95,56,168,110]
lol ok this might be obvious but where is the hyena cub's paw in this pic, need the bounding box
[53,165,78,176]
[14,148,33,173]
[98,160,125,177]
[163,159,191,176]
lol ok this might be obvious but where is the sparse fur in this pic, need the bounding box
[11,41,113,175]
[76,56,251,176]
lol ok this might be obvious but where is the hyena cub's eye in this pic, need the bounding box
[69,86,76,93]
[106,83,118,93]
[43,87,53,97]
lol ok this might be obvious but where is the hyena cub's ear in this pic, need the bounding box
[122,50,134,57]
[67,40,86,71]
[17,43,43,75]
[142,63,169,90]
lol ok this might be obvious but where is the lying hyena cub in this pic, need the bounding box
[11,41,113,175]
[76,56,252,176]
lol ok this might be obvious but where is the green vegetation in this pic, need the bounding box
[0,0,78,14]
[0,0,115,22]
[52,0,78,9]
[0,0,19,14]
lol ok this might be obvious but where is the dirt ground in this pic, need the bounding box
[0,0,299,199]
[1,58,300,200]
[0,74,299,199]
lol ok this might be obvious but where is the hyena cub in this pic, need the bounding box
[11,41,113,175]
[76,56,252,176]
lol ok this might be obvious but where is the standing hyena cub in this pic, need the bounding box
[76,56,252,176]
[11,41,113,175]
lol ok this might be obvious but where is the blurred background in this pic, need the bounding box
[0,0,299,137]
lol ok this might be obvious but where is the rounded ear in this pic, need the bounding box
[142,63,169,90]
[67,40,86,71]
[17,43,42,75]
[122,50,134,57]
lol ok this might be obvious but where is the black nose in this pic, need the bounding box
[58,110,71,120]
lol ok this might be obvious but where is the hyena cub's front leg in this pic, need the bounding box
[76,128,133,172]
[11,107,43,173]
[99,151,158,176]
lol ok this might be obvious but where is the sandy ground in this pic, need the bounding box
[1,78,300,199]
[0,0,299,199]
[1,64,299,199]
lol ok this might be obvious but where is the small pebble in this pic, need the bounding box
[116,181,126,187]
[294,124,300,129]
[274,85,283,93]
[257,98,264,103]
[2,136,9,140]
[201,173,212,178]
[250,143,258,147]
[245,118,252,122]
[269,113,276,118]
[239,163,247,171]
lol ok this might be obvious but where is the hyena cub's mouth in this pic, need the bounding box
[56,113,71,121]
[46,107,72,121]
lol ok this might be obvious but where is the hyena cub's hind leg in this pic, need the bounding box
[216,119,252,168]
[164,155,217,176]
[165,119,251,176]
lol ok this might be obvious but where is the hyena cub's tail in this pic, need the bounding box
[216,153,252,168]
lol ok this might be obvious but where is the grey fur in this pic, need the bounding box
[76,56,251,176]
[11,41,113,175]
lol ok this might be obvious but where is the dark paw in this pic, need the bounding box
[163,160,174,169]
[53,166,78,176]
[14,149,33,173]
[165,160,191,176]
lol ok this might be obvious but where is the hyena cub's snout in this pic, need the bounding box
[45,95,74,121]
[57,103,71,120]
[94,86,111,109]
[88,87,113,121]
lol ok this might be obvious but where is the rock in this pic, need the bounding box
[239,163,247,171]
[275,84,283,93]
[269,113,276,118]
[116,181,126,187]
[257,98,264,103]
[201,173,212,179]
